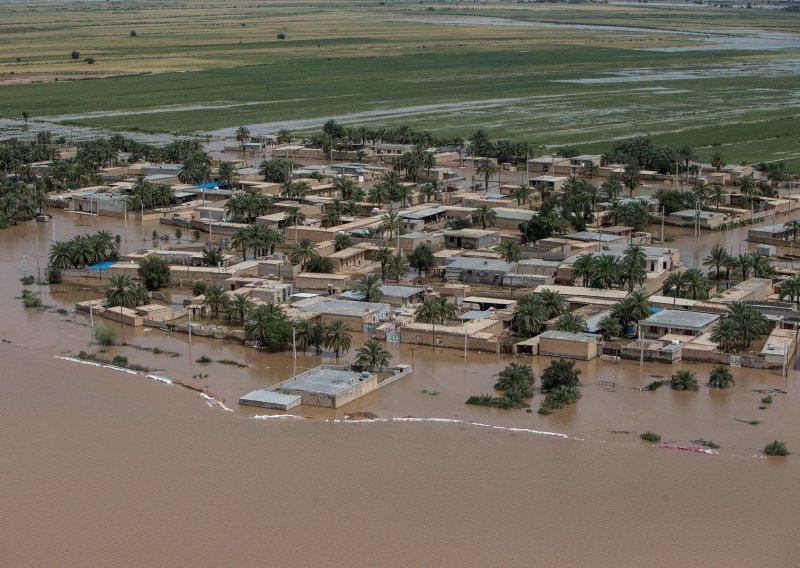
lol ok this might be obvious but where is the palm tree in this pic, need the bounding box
[496,241,521,263]
[730,301,768,350]
[711,319,739,353]
[593,254,621,290]
[282,206,305,242]
[354,274,384,302]
[332,176,357,200]
[420,181,441,203]
[621,244,646,293]
[734,253,753,281]
[289,239,319,270]
[375,246,393,280]
[710,152,726,172]
[414,297,456,348]
[48,241,73,269]
[471,205,497,230]
[510,184,532,206]
[709,365,734,389]
[512,295,547,336]
[106,274,138,308]
[554,313,588,333]
[386,253,409,280]
[367,183,389,206]
[683,268,710,300]
[476,159,499,191]
[245,303,286,345]
[234,126,251,148]
[379,211,402,240]
[710,184,727,210]
[354,339,392,371]
[601,173,623,201]
[670,369,699,391]
[572,253,594,287]
[494,363,535,392]
[230,227,251,260]
[333,232,352,252]
[217,161,239,190]
[225,293,255,324]
[622,164,641,197]
[778,276,800,306]
[321,209,342,228]
[702,244,730,281]
[536,289,565,319]
[324,319,353,359]
[662,271,689,305]
[203,286,229,317]
[784,219,800,242]
[598,314,622,339]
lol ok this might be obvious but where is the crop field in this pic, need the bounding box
[1,1,799,167]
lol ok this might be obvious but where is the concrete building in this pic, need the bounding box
[341,284,424,307]
[709,278,774,305]
[443,229,501,250]
[294,272,350,294]
[537,330,600,361]
[398,231,445,253]
[292,296,390,333]
[668,209,727,230]
[492,208,536,230]
[399,318,502,352]
[444,257,514,285]
[640,309,720,339]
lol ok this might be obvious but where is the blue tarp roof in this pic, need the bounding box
[87,261,115,270]
[195,183,220,190]
[648,307,661,313]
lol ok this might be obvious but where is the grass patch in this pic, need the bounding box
[56,308,69,316]
[691,439,721,449]
[20,275,35,285]
[93,324,118,346]
[20,289,42,308]
[196,355,213,364]
[643,380,666,391]
[216,358,248,367]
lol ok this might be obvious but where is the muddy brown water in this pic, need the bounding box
[1,211,799,565]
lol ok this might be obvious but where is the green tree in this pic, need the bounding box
[216,161,240,190]
[235,126,251,147]
[572,253,595,287]
[471,205,497,230]
[324,319,353,359]
[540,359,581,391]
[225,293,255,324]
[621,244,647,293]
[105,274,138,308]
[496,241,521,263]
[409,244,435,276]
[536,289,565,319]
[137,256,170,290]
[512,295,547,336]
[622,164,641,197]
[475,159,499,191]
[598,314,622,339]
[354,274,384,302]
[554,313,588,333]
[670,369,699,391]
[203,286,229,317]
[355,339,392,371]
[289,239,319,270]
[709,365,735,389]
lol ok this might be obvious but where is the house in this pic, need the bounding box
[709,278,774,305]
[460,193,515,209]
[294,273,351,295]
[528,175,567,196]
[398,231,445,253]
[640,309,720,339]
[292,296,390,333]
[537,330,600,361]
[443,229,501,250]
[668,209,727,230]
[493,208,536,230]
[527,156,569,176]
[748,219,800,243]
[341,284,424,307]
[515,259,561,278]
[399,318,502,352]
[444,257,514,285]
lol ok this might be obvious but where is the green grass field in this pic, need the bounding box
[1,1,799,167]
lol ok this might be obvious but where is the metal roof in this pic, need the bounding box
[296,298,389,317]
[239,390,301,406]
[539,330,599,343]
[459,310,494,320]
[446,257,514,272]
[400,206,446,220]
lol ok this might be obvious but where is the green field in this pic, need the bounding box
[1,1,799,167]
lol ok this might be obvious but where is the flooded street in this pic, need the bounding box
[1,211,799,565]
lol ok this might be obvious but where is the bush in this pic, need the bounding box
[540,359,580,391]
[137,256,171,290]
[276,33,286,39]
[47,266,62,284]
[71,50,79,60]
[540,385,581,411]
[152,347,163,355]
[670,370,699,391]
[85,57,95,64]
[761,395,773,405]
[196,355,213,364]
[21,289,42,308]
[56,308,69,316]
[130,30,137,37]
[111,355,129,367]
[692,439,720,449]
[192,281,208,297]
[764,440,789,456]
[643,380,666,391]
[20,275,35,285]
[640,431,662,443]
[175,228,182,240]
[94,324,118,346]
[193,230,201,241]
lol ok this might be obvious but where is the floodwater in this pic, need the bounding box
[2,211,799,565]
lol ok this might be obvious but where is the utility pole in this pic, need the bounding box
[639,326,644,367]
[35,233,41,283]
[661,206,665,244]
[292,326,297,359]
[188,308,192,343]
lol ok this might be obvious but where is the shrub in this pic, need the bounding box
[152,347,163,355]
[130,30,137,37]
[21,289,42,308]
[764,440,789,456]
[192,281,208,297]
[640,431,662,443]
[175,228,182,240]
[644,380,666,391]
[540,359,580,391]
[276,33,286,39]
[196,355,213,364]
[692,439,720,449]
[540,385,581,411]
[94,324,118,346]
[193,230,201,241]
[47,266,62,284]
[71,50,79,60]
[20,275,35,285]
[56,308,68,316]
[217,359,242,366]
[137,256,171,290]
[85,57,95,64]
[111,355,129,367]
[761,395,773,405]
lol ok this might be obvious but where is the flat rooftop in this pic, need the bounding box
[642,309,719,330]
[281,368,368,396]
[539,330,598,343]
[239,390,301,408]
